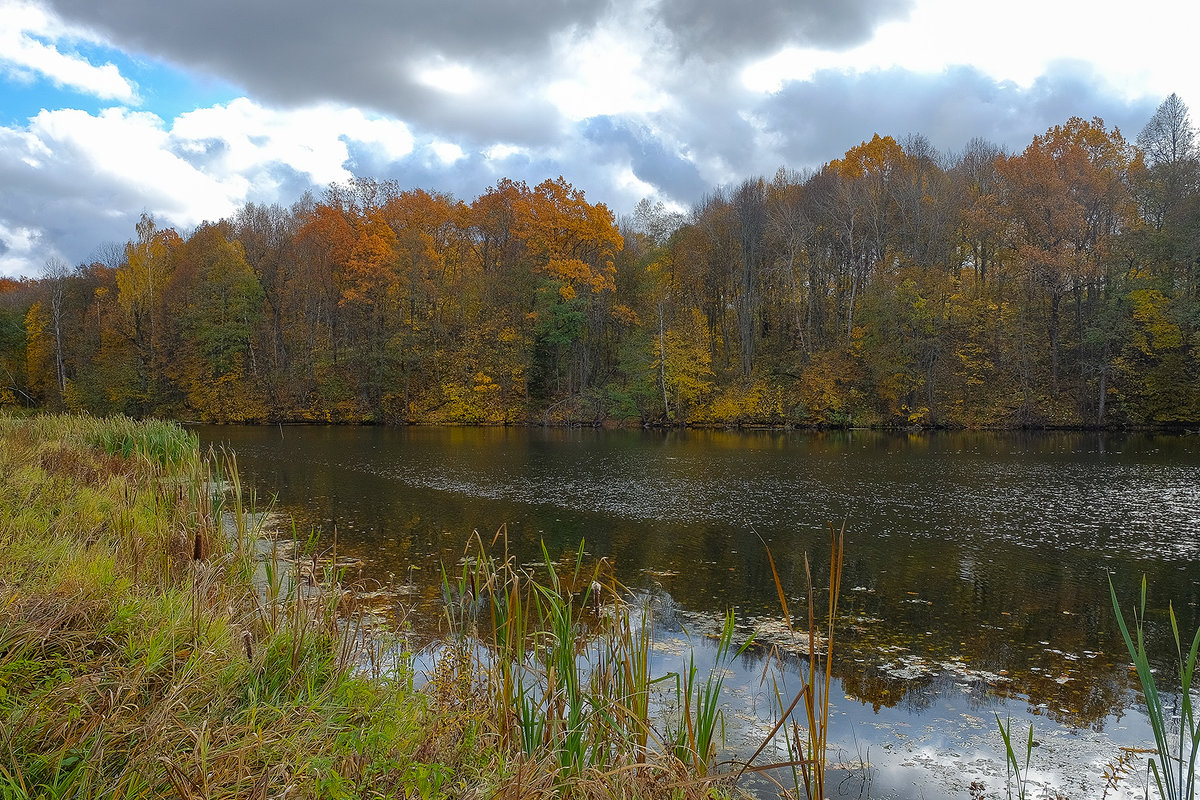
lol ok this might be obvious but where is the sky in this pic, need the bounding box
[0,0,1195,278]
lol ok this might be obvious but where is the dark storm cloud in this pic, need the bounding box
[0,150,138,268]
[37,0,919,148]
[754,64,1159,168]
[656,0,913,59]
[40,0,593,142]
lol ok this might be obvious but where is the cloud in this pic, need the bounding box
[749,64,1160,170]
[0,0,137,102]
[655,0,913,60]
[34,0,604,140]
[0,220,41,276]
[172,99,415,188]
[581,117,708,202]
[0,100,419,276]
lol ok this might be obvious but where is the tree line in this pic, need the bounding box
[2,96,1198,427]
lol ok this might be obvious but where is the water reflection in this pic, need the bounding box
[196,425,1200,788]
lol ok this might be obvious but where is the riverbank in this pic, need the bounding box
[171,413,1199,434]
[0,414,745,799]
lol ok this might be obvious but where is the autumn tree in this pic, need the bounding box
[163,223,267,420]
[512,177,623,411]
[996,118,1137,412]
[106,213,181,413]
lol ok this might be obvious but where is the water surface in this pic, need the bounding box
[196,425,1200,797]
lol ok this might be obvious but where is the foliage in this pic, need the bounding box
[5,99,1200,426]
[1108,576,1200,800]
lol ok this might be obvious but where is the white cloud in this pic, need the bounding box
[742,0,1200,112]
[416,60,480,95]
[172,99,414,188]
[338,111,415,163]
[429,140,464,164]
[614,166,657,199]
[0,98,422,276]
[546,10,668,121]
[0,220,43,277]
[31,106,243,224]
[485,143,524,161]
[0,0,137,102]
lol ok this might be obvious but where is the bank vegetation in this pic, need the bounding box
[2,97,1200,428]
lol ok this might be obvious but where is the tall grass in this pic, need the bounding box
[740,522,845,800]
[0,414,475,800]
[1109,575,1200,800]
[443,532,649,777]
[441,527,754,795]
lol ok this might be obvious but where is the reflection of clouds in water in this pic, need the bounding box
[670,610,1156,800]
[216,425,1189,800]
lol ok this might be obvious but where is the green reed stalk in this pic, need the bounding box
[673,608,744,776]
[740,521,845,800]
[531,540,595,776]
[605,602,654,762]
[995,715,1034,800]
[1109,575,1200,800]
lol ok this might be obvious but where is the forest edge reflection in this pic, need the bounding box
[194,425,1200,738]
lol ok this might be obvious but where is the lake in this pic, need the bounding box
[194,425,1200,798]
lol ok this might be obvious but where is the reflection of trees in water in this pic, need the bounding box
[202,424,1200,737]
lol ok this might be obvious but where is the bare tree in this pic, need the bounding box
[631,197,685,248]
[42,256,71,397]
[1136,94,1200,232]
[1137,93,1196,167]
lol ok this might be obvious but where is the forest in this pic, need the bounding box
[1,95,1198,428]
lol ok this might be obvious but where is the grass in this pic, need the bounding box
[994,715,1034,800]
[0,414,756,800]
[1109,575,1200,800]
[441,528,754,796]
[0,414,487,799]
[738,522,845,800]
[670,610,752,776]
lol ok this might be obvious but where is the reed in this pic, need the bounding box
[671,609,750,776]
[444,533,639,778]
[441,527,753,795]
[1109,575,1200,800]
[739,521,845,800]
[994,715,1034,800]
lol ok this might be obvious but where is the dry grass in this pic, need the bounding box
[0,415,748,800]
[0,415,480,799]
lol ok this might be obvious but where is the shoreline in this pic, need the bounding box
[0,413,752,800]
[177,417,1197,434]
